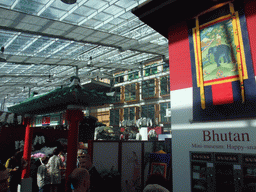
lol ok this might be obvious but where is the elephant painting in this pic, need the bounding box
[207,44,232,67]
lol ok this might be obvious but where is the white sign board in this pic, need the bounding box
[172,127,256,192]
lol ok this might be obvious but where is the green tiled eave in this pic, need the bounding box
[8,85,114,115]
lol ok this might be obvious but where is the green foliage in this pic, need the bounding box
[203,64,238,81]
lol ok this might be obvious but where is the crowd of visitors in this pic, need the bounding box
[0,148,170,192]
[5,151,27,192]
[0,163,9,192]
[2,148,65,192]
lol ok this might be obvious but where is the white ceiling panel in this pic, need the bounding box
[21,15,48,26]
[105,35,125,42]
[71,27,95,36]
[104,5,123,15]
[24,57,46,63]
[141,44,160,50]
[108,17,123,25]
[75,34,90,41]
[16,22,42,32]
[41,58,62,64]
[99,39,116,45]
[90,31,111,39]
[43,28,65,36]
[0,0,15,8]
[0,19,15,27]
[98,23,114,31]
[40,7,66,20]
[74,5,96,17]
[48,21,74,31]
[93,12,112,21]
[0,8,18,20]
[83,36,102,43]
[7,55,29,62]
[83,18,102,28]
[0,0,168,106]
[64,32,82,40]
[75,61,87,68]
[85,0,107,10]
[13,1,44,15]
[56,60,76,65]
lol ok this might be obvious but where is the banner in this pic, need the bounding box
[189,2,256,121]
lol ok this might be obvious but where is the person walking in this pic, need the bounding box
[5,151,27,192]
[37,156,50,192]
[47,148,64,192]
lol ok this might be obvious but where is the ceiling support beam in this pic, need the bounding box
[0,8,164,58]
[2,61,76,67]
[0,83,38,87]
[0,74,49,78]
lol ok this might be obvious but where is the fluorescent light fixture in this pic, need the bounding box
[51,42,72,55]
[4,32,21,49]
[19,36,41,53]
[34,39,57,55]
[10,0,19,9]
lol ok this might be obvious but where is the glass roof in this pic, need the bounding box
[0,0,168,109]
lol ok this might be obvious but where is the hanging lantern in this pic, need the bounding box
[61,0,76,4]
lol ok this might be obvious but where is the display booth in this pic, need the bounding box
[133,0,256,191]
[90,140,172,192]
[6,78,114,192]
[0,125,68,163]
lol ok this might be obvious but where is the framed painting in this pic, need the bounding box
[193,13,247,87]
[121,142,142,192]
[150,162,167,178]
[189,2,256,121]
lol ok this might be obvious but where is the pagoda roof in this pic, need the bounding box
[8,85,113,115]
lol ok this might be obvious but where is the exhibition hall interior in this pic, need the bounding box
[1,0,256,192]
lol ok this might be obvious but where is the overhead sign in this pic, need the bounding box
[35,115,60,127]
[42,116,50,126]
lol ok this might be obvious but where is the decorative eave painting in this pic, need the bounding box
[189,1,256,121]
